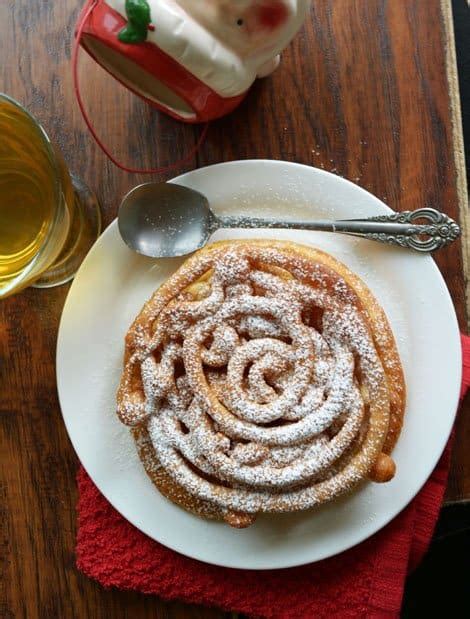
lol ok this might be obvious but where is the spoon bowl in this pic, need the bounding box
[118,183,215,258]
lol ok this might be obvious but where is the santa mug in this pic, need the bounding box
[76,0,311,123]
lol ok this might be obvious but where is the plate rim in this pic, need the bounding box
[57,159,462,569]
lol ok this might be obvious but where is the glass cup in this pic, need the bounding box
[0,93,101,299]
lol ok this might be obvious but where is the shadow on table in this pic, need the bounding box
[402,503,470,616]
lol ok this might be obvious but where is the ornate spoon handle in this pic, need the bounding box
[217,208,460,253]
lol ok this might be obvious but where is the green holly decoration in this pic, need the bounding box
[118,0,152,44]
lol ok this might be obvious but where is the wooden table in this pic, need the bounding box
[1,1,468,617]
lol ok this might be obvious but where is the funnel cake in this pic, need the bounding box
[117,240,405,528]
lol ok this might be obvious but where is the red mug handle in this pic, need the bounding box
[73,0,208,175]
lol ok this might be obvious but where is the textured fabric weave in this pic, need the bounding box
[76,335,470,618]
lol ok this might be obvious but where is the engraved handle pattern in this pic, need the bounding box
[361,208,461,252]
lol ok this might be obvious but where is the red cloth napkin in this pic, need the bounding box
[76,335,470,618]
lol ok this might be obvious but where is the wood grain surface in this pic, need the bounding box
[1,0,468,617]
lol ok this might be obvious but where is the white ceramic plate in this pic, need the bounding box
[57,160,461,570]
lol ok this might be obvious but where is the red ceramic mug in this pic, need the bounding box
[76,0,311,122]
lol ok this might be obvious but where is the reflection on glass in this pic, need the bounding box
[0,93,101,299]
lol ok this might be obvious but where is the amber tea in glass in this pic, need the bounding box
[0,94,100,298]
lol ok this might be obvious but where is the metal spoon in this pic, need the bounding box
[118,182,461,258]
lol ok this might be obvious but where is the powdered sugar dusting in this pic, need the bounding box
[117,242,397,519]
